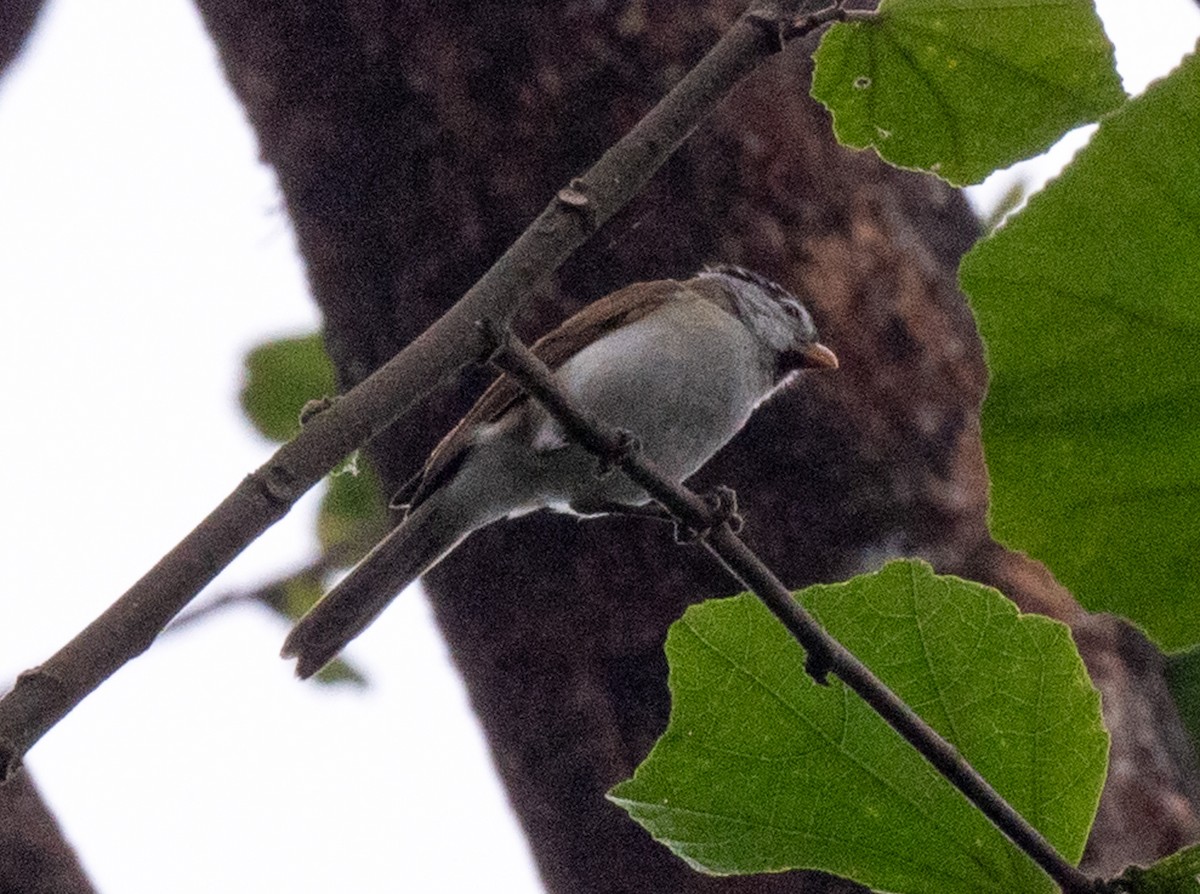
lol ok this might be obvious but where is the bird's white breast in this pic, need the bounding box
[523,297,775,511]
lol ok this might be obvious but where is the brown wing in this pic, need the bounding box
[393,278,688,511]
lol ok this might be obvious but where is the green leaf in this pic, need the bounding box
[980,177,1029,234]
[811,0,1124,185]
[278,575,326,620]
[1165,647,1200,766]
[313,657,368,687]
[317,459,388,556]
[609,560,1108,892]
[960,48,1200,648]
[240,333,337,442]
[1115,843,1200,894]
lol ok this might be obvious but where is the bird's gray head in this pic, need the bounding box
[699,265,837,376]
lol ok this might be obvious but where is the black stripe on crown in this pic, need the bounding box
[701,264,796,302]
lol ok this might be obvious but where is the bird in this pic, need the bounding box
[282,265,838,678]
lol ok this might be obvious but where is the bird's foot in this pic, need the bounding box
[673,485,744,544]
[595,428,642,479]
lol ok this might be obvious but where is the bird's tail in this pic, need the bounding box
[281,491,470,679]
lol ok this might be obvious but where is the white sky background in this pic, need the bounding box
[0,2,1197,892]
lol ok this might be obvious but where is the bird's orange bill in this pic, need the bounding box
[801,342,838,370]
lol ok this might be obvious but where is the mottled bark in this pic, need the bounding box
[193,2,1199,889]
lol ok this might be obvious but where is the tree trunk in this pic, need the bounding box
[0,770,97,894]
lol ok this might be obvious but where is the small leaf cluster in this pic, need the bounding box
[240,333,388,685]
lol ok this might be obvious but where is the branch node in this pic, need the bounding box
[475,317,512,364]
[706,485,744,533]
[299,396,337,426]
[556,178,597,230]
[251,463,301,506]
[0,668,69,781]
[804,648,835,686]
[556,178,590,209]
[781,2,850,41]
[744,10,787,53]
[14,667,68,703]
[672,485,742,544]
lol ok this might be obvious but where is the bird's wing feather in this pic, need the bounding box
[393,278,688,511]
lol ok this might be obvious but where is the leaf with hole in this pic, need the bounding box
[811,0,1124,185]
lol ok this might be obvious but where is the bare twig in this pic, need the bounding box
[161,549,347,636]
[0,0,824,780]
[485,327,1100,894]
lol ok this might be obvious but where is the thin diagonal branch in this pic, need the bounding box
[162,548,346,636]
[0,0,827,780]
[484,326,1101,894]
